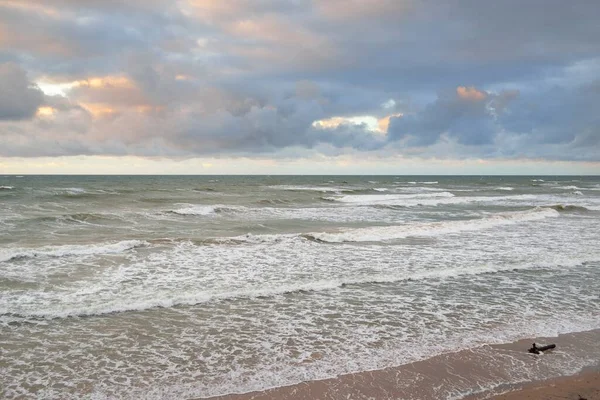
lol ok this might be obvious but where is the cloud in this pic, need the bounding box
[388,86,499,146]
[388,80,600,161]
[0,0,599,165]
[0,63,45,120]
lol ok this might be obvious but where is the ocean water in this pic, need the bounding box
[1,175,599,399]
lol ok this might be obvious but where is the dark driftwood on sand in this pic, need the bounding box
[528,342,556,354]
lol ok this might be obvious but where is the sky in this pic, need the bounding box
[0,0,599,175]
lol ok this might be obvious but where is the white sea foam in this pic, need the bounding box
[307,207,559,243]
[495,187,514,191]
[404,181,438,185]
[63,187,86,194]
[0,185,14,190]
[324,192,455,204]
[324,193,548,207]
[267,185,345,193]
[0,255,574,320]
[0,240,147,262]
[554,185,582,190]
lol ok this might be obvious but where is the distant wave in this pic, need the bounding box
[323,192,456,205]
[323,192,542,207]
[256,198,292,205]
[0,186,14,190]
[46,187,100,199]
[215,207,560,245]
[267,185,345,193]
[553,185,583,190]
[495,187,514,191]
[31,212,121,225]
[549,204,590,213]
[192,187,218,192]
[0,240,148,263]
[267,185,395,195]
[168,204,247,216]
[1,260,573,321]
[302,207,560,243]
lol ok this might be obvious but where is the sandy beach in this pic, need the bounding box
[203,330,600,400]
[486,370,599,400]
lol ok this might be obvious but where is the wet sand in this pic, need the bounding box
[201,329,600,400]
[486,370,599,399]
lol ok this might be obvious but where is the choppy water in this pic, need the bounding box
[1,175,599,399]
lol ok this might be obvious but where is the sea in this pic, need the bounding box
[1,175,599,399]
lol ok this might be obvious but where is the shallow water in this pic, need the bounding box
[1,175,599,399]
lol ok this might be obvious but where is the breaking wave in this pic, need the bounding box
[548,204,590,213]
[323,192,456,204]
[1,261,568,321]
[323,193,541,207]
[0,240,148,263]
[217,207,560,245]
[303,207,559,243]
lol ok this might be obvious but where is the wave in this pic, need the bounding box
[549,204,590,213]
[303,207,560,243]
[47,187,101,199]
[215,207,560,245]
[267,185,345,193]
[323,193,542,207]
[168,204,247,216]
[256,198,292,205]
[323,192,456,204]
[0,186,14,190]
[495,187,514,191]
[267,185,389,195]
[0,240,148,263]
[30,213,121,226]
[406,181,438,185]
[554,185,581,190]
[192,187,218,192]
[2,260,573,321]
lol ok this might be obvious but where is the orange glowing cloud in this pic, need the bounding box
[456,86,487,101]
[313,115,380,132]
[377,113,403,133]
[80,103,119,118]
[73,76,134,89]
[36,106,56,117]
[0,0,61,17]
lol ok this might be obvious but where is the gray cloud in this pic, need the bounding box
[0,0,599,162]
[0,63,44,120]
[388,87,498,146]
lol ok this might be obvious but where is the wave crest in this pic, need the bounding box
[304,207,559,243]
[168,205,246,216]
[0,240,148,263]
[1,261,565,321]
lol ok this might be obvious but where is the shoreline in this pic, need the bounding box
[200,329,600,400]
[484,369,599,399]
